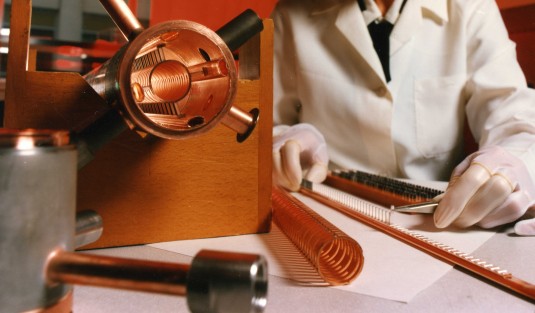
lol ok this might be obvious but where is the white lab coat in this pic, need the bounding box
[272,0,535,182]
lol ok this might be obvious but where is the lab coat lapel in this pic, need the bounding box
[332,2,386,84]
[390,0,449,55]
[390,0,422,55]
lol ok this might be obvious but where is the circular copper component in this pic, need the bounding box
[149,60,190,102]
[120,20,237,139]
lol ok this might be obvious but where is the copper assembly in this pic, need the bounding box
[80,0,262,143]
[0,129,269,313]
[74,2,263,168]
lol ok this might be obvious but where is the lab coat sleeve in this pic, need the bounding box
[272,3,301,126]
[463,0,535,182]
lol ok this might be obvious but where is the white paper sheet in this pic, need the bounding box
[149,186,496,303]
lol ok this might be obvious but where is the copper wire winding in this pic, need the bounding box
[271,186,364,286]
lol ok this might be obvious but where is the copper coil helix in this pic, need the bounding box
[271,186,364,286]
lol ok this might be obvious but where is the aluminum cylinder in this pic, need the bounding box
[0,129,77,312]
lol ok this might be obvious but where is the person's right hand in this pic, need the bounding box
[434,146,535,235]
[273,123,329,191]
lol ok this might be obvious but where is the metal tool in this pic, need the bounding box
[0,129,268,313]
[392,193,444,214]
[392,200,439,214]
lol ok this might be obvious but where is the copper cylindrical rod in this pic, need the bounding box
[99,0,144,40]
[221,107,259,142]
[47,251,189,296]
[222,106,253,134]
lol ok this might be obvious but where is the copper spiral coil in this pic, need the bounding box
[271,186,364,286]
[149,60,191,102]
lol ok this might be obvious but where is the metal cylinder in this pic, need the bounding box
[75,210,104,249]
[216,9,264,52]
[0,129,77,313]
[187,250,268,313]
[221,107,260,143]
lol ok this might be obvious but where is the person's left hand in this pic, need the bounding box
[272,124,329,191]
[434,146,535,235]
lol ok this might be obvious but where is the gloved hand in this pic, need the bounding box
[273,123,329,191]
[434,145,535,235]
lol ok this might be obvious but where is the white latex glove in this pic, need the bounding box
[273,123,329,191]
[434,146,535,235]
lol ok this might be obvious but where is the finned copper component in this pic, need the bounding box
[73,7,263,168]
[326,170,442,207]
[82,7,263,142]
[83,20,239,140]
[149,60,191,102]
[300,180,535,301]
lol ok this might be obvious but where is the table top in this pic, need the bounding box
[73,223,535,313]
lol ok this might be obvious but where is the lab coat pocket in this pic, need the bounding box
[414,74,466,158]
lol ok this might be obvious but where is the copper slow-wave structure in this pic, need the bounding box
[326,170,443,207]
[271,186,364,286]
[300,180,535,301]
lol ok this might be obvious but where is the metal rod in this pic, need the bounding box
[99,0,144,41]
[75,210,104,249]
[216,9,264,52]
[47,251,189,296]
[73,108,129,169]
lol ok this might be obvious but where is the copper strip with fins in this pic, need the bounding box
[300,181,535,301]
